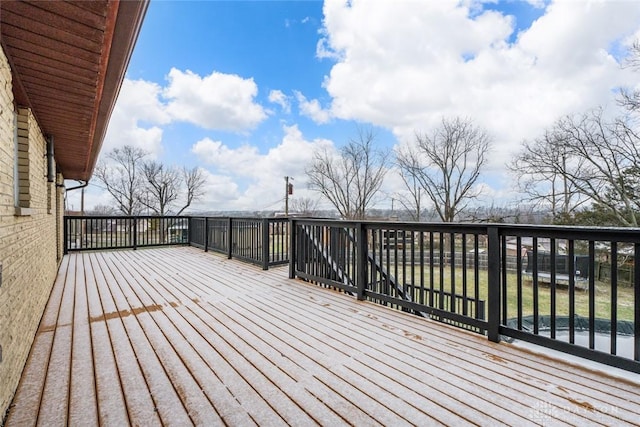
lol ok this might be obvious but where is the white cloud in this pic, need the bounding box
[191,138,261,176]
[102,79,169,157]
[99,66,272,172]
[317,0,640,172]
[164,68,268,131]
[188,169,241,212]
[294,91,332,124]
[191,125,333,210]
[268,89,291,113]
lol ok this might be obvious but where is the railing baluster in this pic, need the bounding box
[474,234,479,320]
[611,241,618,355]
[589,240,596,350]
[462,234,467,317]
[500,234,507,323]
[429,232,434,308]
[568,239,575,344]
[450,232,456,314]
[419,232,425,306]
[516,236,522,330]
[439,232,444,311]
[550,238,556,339]
[532,237,539,335]
[634,243,640,362]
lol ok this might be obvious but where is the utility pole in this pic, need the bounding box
[284,176,293,216]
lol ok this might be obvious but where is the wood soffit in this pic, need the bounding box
[1,0,148,181]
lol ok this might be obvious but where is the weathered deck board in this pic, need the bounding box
[6,246,640,426]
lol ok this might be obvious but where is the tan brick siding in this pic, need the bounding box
[0,45,62,421]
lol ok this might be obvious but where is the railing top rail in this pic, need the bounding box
[188,216,291,222]
[291,218,640,240]
[495,224,640,241]
[64,215,188,220]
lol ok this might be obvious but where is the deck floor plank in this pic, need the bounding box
[99,252,194,426]
[135,247,640,426]
[4,257,70,426]
[166,251,564,421]
[111,250,288,426]
[90,252,162,426]
[69,253,99,426]
[36,254,77,426]
[245,289,582,425]
[6,247,640,426]
[225,285,538,426]
[246,261,640,425]
[110,251,231,426]
[130,251,395,425]
[85,253,129,426]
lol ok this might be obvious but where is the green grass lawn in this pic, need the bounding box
[385,265,635,323]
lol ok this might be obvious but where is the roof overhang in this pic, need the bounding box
[0,0,148,181]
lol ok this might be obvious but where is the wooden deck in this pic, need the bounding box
[5,247,640,426]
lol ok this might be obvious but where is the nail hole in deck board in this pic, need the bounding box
[90,304,164,322]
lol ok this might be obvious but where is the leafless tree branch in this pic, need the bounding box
[306,127,389,219]
[397,117,491,222]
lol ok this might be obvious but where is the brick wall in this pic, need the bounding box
[0,45,62,421]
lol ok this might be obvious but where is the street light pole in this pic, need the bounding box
[285,176,293,216]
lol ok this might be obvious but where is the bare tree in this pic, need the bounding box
[93,146,148,215]
[140,163,206,216]
[394,168,425,221]
[307,128,389,219]
[290,196,320,216]
[555,110,640,226]
[619,40,640,112]
[512,109,640,226]
[94,145,206,217]
[87,204,118,216]
[396,117,491,222]
[140,161,180,216]
[508,130,586,219]
[176,167,206,216]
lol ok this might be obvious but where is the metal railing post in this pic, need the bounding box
[187,216,192,246]
[63,216,69,254]
[133,216,137,250]
[227,217,233,259]
[356,222,367,301]
[289,219,297,279]
[487,226,501,343]
[204,217,209,252]
[262,218,270,270]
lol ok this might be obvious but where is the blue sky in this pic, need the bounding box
[72,0,640,214]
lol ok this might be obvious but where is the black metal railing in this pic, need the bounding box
[289,218,640,373]
[64,216,189,252]
[64,215,289,270]
[189,217,289,269]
